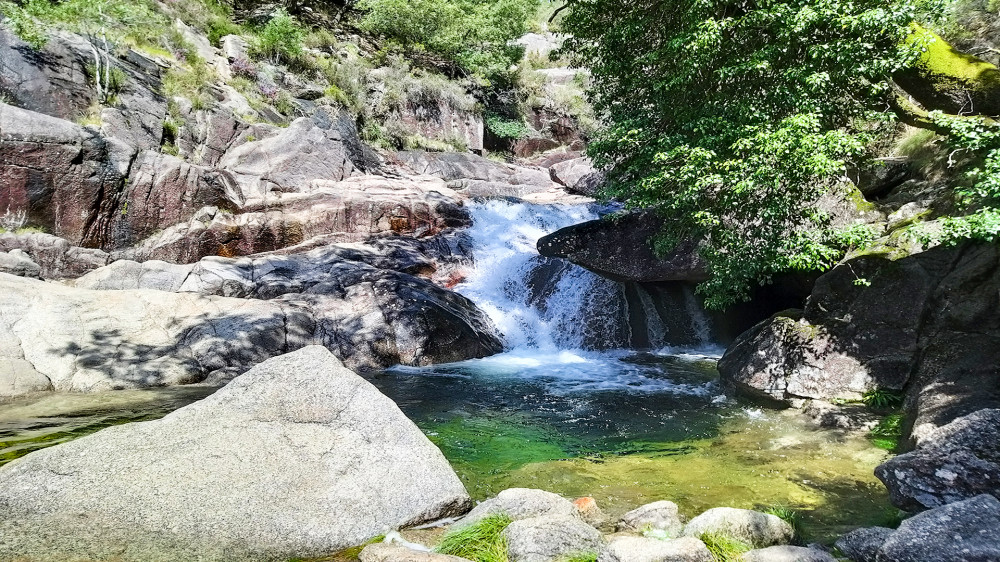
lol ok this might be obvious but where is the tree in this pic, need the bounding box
[559,0,950,308]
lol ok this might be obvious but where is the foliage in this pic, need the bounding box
[0,0,166,49]
[162,55,217,110]
[486,112,529,139]
[435,514,513,562]
[869,413,904,451]
[863,388,905,409]
[250,8,305,64]
[0,2,48,49]
[761,504,804,541]
[699,532,751,562]
[559,553,598,562]
[356,0,538,81]
[85,64,127,105]
[560,0,940,308]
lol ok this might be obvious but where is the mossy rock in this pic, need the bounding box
[895,24,1000,116]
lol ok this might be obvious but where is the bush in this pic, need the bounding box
[251,8,305,65]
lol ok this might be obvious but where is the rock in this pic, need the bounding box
[834,527,894,562]
[0,347,472,561]
[875,409,1000,512]
[682,508,794,548]
[0,357,53,397]
[0,231,109,279]
[597,536,713,562]
[719,242,1000,409]
[220,34,250,62]
[743,545,836,562]
[876,495,1000,562]
[802,400,880,431]
[394,150,557,197]
[537,211,708,283]
[0,102,124,245]
[0,273,312,398]
[574,497,610,530]
[514,32,563,59]
[504,515,604,562]
[359,544,473,562]
[572,171,605,197]
[550,157,598,192]
[458,488,579,528]
[513,137,562,157]
[0,27,96,120]
[0,249,40,278]
[111,175,470,263]
[617,501,684,538]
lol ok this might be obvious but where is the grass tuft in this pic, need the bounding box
[559,553,598,562]
[700,532,751,562]
[436,513,513,562]
[761,504,804,542]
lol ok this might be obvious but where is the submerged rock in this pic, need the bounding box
[682,507,794,548]
[0,347,471,561]
[597,536,713,562]
[504,515,604,562]
[875,409,1000,511]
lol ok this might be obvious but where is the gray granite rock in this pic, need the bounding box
[876,495,1000,562]
[504,515,603,562]
[597,536,713,562]
[682,508,794,548]
[617,500,685,538]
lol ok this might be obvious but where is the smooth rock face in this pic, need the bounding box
[0,28,95,120]
[876,495,1000,562]
[0,347,472,561]
[597,536,713,562]
[537,211,708,283]
[458,489,579,528]
[359,544,473,562]
[835,527,894,562]
[743,545,836,562]
[0,249,40,278]
[682,508,794,548]
[0,231,110,278]
[875,409,1000,511]
[549,157,603,196]
[504,515,604,562]
[617,500,685,537]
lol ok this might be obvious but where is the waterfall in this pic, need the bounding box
[456,199,715,352]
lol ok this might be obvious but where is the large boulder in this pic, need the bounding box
[875,409,1000,512]
[0,231,110,278]
[743,546,836,562]
[719,242,1000,411]
[597,536,713,562]
[0,249,40,278]
[835,527,895,562]
[876,494,1000,562]
[682,508,794,548]
[0,273,312,397]
[549,157,603,196]
[0,347,472,561]
[457,488,579,528]
[0,27,95,120]
[537,211,708,283]
[616,500,685,537]
[504,515,604,562]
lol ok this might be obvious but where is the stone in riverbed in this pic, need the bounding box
[0,249,40,278]
[876,494,1000,562]
[834,527,894,562]
[742,545,836,562]
[0,347,472,561]
[504,515,604,562]
[617,500,685,537]
[597,536,713,562]
[359,543,473,562]
[682,507,794,548]
[457,488,579,528]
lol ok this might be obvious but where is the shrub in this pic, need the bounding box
[251,8,305,65]
[435,514,513,562]
[863,388,905,409]
[229,57,258,79]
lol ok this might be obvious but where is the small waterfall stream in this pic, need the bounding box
[453,199,716,353]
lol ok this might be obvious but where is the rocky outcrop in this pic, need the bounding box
[719,242,1000,411]
[0,347,472,561]
[504,515,604,562]
[457,488,580,528]
[549,157,603,196]
[682,508,794,548]
[875,409,1000,512]
[0,28,95,121]
[394,150,558,198]
[0,249,40,277]
[0,231,109,278]
[843,495,1000,562]
[537,211,708,283]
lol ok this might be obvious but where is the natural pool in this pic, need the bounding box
[0,348,896,546]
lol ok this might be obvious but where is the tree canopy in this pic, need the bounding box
[561,0,949,308]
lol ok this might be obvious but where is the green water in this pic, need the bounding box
[0,350,896,544]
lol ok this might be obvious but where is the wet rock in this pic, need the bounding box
[743,545,836,562]
[458,489,579,528]
[504,515,604,562]
[537,211,708,283]
[875,409,1000,512]
[359,544,472,562]
[597,536,713,562]
[617,500,684,538]
[834,526,894,562]
[0,347,472,561]
[682,508,794,548]
[876,495,1000,562]
[0,231,110,279]
[0,249,40,278]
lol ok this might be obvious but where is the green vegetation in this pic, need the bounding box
[435,514,513,562]
[250,8,305,65]
[700,532,751,562]
[869,413,904,451]
[559,0,945,308]
[356,0,538,83]
[559,553,598,562]
[863,388,905,409]
[761,504,804,542]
